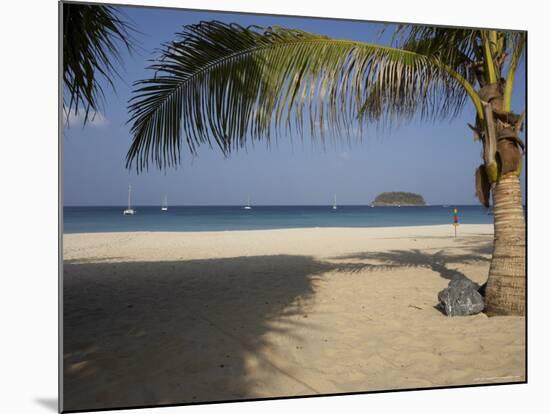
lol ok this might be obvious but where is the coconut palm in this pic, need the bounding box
[63,3,134,124]
[127,22,526,316]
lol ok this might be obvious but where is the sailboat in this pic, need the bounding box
[161,194,168,211]
[332,194,338,210]
[243,196,252,210]
[123,185,136,215]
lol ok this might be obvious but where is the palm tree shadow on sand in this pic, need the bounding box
[63,240,492,411]
[330,248,491,282]
[329,245,491,310]
[63,254,328,411]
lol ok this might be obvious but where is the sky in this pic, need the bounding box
[62,5,526,206]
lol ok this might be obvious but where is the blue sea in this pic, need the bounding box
[63,205,493,234]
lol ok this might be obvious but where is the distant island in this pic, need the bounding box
[372,192,426,206]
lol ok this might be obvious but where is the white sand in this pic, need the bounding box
[63,225,525,411]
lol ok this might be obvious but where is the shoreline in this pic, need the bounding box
[63,223,494,236]
[64,204,487,207]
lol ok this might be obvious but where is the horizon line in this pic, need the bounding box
[63,203,486,207]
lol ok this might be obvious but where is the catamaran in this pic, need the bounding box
[243,196,252,210]
[332,194,338,210]
[161,194,168,211]
[123,185,136,215]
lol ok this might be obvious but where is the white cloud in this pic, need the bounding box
[63,107,109,128]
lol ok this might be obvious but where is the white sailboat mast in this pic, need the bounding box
[128,185,132,210]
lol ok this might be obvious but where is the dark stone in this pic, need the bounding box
[450,278,480,290]
[437,278,485,316]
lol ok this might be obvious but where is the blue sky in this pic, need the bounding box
[63,5,526,206]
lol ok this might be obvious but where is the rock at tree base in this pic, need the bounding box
[437,279,485,316]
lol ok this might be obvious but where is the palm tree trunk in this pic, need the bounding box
[484,174,526,315]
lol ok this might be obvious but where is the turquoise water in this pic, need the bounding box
[63,205,493,234]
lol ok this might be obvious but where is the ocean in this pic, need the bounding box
[63,205,493,234]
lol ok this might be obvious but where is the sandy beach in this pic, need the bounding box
[63,224,525,411]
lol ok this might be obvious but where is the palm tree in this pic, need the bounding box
[63,3,134,124]
[127,22,526,316]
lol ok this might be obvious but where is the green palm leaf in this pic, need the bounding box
[394,27,479,81]
[127,21,475,171]
[63,3,134,124]
[395,26,525,87]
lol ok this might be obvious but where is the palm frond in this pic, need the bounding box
[395,27,480,85]
[502,32,526,111]
[395,26,525,88]
[63,3,135,124]
[127,21,471,171]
